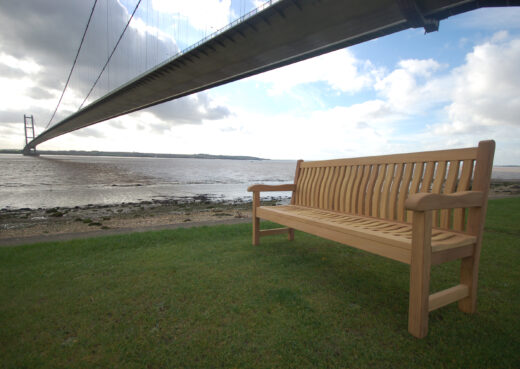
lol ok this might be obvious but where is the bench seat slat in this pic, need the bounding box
[257,205,477,264]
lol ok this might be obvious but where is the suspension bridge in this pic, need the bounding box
[23,0,520,155]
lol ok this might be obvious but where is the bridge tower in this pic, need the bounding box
[23,114,38,156]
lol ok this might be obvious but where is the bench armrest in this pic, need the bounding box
[405,191,485,211]
[247,184,296,192]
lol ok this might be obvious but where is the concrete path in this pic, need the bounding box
[0,218,250,247]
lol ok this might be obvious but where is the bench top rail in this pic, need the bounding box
[300,147,478,168]
[292,141,495,234]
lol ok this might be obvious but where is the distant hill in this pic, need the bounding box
[0,149,266,161]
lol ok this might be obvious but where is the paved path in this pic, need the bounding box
[0,218,250,247]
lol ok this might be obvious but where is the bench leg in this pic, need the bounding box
[288,228,294,241]
[252,217,260,245]
[252,192,260,246]
[408,211,432,338]
[458,254,479,313]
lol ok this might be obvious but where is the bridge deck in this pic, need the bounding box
[25,0,519,151]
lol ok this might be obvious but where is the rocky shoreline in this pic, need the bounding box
[0,195,289,240]
[1,181,519,241]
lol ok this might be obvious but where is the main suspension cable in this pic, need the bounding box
[46,0,99,129]
[79,0,142,110]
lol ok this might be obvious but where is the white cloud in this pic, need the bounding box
[374,58,449,113]
[0,53,41,74]
[253,49,381,95]
[157,100,401,160]
[434,33,520,135]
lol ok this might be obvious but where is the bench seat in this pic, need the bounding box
[257,205,476,264]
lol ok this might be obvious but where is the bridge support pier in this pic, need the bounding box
[23,114,39,156]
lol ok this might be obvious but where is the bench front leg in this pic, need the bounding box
[248,184,297,246]
[252,191,260,246]
[408,210,432,338]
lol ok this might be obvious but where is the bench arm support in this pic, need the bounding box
[248,184,296,246]
[405,191,485,211]
[247,184,296,192]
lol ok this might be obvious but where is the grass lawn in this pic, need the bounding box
[1,198,519,368]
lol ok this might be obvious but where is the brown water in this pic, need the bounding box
[1,154,519,210]
[0,154,296,209]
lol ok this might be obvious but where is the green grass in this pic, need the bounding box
[1,199,519,368]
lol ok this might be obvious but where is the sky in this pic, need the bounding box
[1,1,520,164]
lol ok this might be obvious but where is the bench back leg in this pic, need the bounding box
[408,211,432,338]
[458,254,479,313]
[288,228,295,241]
[458,140,495,313]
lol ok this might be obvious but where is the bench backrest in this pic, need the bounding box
[292,141,495,233]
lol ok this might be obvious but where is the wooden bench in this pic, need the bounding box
[247,140,495,338]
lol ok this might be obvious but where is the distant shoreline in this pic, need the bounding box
[0,149,266,161]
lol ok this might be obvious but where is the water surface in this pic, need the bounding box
[0,154,295,209]
[1,154,518,210]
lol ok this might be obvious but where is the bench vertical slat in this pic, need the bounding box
[453,159,474,231]
[440,160,461,229]
[305,167,316,207]
[297,167,306,206]
[358,164,372,215]
[308,167,320,207]
[344,165,358,213]
[333,166,347,211]
[406,162,425,222]
[339,166,353,213]
[306,167,315,207]
[328,166,337,209]
[329,166,341,211]
[303,167,312,206]
[317,167,328,208]
[421,162,436,193]
[324,166,334,210]
[319,166,331,209]
[431,161,447,227]
[364,164,380,216]
[381,163,395,219]
[371,164,387,218]
[351,165,366,214]
[313,167,325,208]
[388,163,404,221]
[318,167,328,208]
[292,160,304,205]
[297,167,307,206]
[326,166,338,210]
[397,163,414,222]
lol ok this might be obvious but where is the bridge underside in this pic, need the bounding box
[25,0,520,152]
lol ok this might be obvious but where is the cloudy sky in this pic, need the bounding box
[1,1,520,164]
